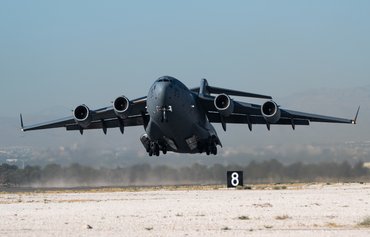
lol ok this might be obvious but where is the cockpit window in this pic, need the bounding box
[158,79,170,82]
[157,76,174,83]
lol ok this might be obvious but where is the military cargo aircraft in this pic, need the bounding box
[20,76,359,156]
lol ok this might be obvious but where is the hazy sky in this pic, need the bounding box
[1,1,369,116]
[0,1,370,165]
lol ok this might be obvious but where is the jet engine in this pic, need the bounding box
[261,100,281,123]
[113,96,131,119]
[73,104,92,128]
[214,94,234,117]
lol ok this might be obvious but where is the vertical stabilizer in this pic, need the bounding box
[199,78,210,96]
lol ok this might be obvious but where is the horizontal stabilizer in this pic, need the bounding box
[192,79,272,99]
[207,86,272,99]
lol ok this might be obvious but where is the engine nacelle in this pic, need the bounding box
[214,94,234,117]
[261,100,281,123]
[113,96,131,119]
[73,104,92,128]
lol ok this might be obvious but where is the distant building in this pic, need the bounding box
[363,162,370,169]
[6,159,25,169]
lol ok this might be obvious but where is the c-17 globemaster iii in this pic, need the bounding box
[21,76,359,156]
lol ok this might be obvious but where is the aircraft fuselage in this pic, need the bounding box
[145,76,219,154]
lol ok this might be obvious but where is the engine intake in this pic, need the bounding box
[73,104,92,128]
[261,101,281,123]
[214,94,234,117]
[113,96,131,119]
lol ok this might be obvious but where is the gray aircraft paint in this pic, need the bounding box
[20,76,359,157]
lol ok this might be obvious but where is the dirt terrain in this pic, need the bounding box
[1,183,370,236]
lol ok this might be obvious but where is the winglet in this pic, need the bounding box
[352,106,360,124]
[20,114,24,131]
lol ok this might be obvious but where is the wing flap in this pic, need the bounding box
[207,112,309,126]
[282,109,355,124]
[22,116,76,131]
[66,115,146,131]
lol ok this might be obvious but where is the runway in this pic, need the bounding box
[1,183,370,236]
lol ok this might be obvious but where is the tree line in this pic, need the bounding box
[0,159,369,187]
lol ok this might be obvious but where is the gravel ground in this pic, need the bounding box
[0,183,370,237]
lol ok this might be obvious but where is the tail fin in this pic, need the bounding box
[199,78,210,96]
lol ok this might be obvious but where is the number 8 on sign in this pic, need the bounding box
[231,172,239,186]
[227,171,243,188]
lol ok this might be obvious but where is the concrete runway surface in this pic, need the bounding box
[1,183,370,237]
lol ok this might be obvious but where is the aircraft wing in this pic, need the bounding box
[197,94,358,131]
[281,109,357,124]
[21,96,148,134]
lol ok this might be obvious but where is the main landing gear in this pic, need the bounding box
[198,136,218,155]
[147,141,167,157]
[140,134,167,157]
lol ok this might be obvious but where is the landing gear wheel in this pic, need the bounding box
[211,145,217,155]
[148,142,159,157]
[200,136,219,156]
[154,143,160,156]
[206,147,210,156]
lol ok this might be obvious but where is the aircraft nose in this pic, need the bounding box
[153,82,173,104]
